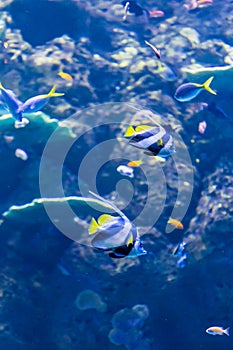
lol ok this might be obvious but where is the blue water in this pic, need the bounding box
[0,0,232,349]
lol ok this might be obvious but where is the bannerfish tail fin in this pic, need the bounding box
[47,85,64,98]
[124,125,135,137]
[224,327,230,336]
[88,217,99,235]
[202,76,216,95]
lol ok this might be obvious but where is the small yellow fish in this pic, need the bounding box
[58,71,73,82]
[127,160,143,167]
[206,326,230,336]
[167,218,184,230]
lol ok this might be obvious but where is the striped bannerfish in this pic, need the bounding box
[124,124,175,158]
[88,191,147,259]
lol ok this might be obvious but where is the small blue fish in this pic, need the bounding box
[174,76,216,102]
[88,191,147,259]
[20,85,64,113]
[0,83,23,121]
[122,0,149,17]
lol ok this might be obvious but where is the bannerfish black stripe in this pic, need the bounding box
[109,243,134,259]
[147,141,164,155]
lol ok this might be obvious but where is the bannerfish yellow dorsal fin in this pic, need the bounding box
[47,85,64,98]
[124,125,136,137]
[88,218,99,235]
[202,76,216,95]
[126,233,133,246]
[135,125,153,132]
[0,82,3,89]
[98,214,116,225]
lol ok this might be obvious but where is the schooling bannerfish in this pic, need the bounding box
[174,76,216,102]
[124,124,175,158]
[20,85,64,113]
[88,191,146,259]
[0,83,23,121]
[206,326,230,336]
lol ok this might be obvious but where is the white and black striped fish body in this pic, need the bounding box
[128,126,175,158]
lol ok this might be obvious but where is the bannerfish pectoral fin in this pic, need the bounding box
[88,218,99,235]
[97,214,117,225]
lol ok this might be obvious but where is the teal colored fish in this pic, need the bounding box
[0,83,23,121]
[174,76,216,102]
[88,191,147,259]
[20,85,64,113]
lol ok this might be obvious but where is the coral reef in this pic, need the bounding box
[0,0,232,349]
